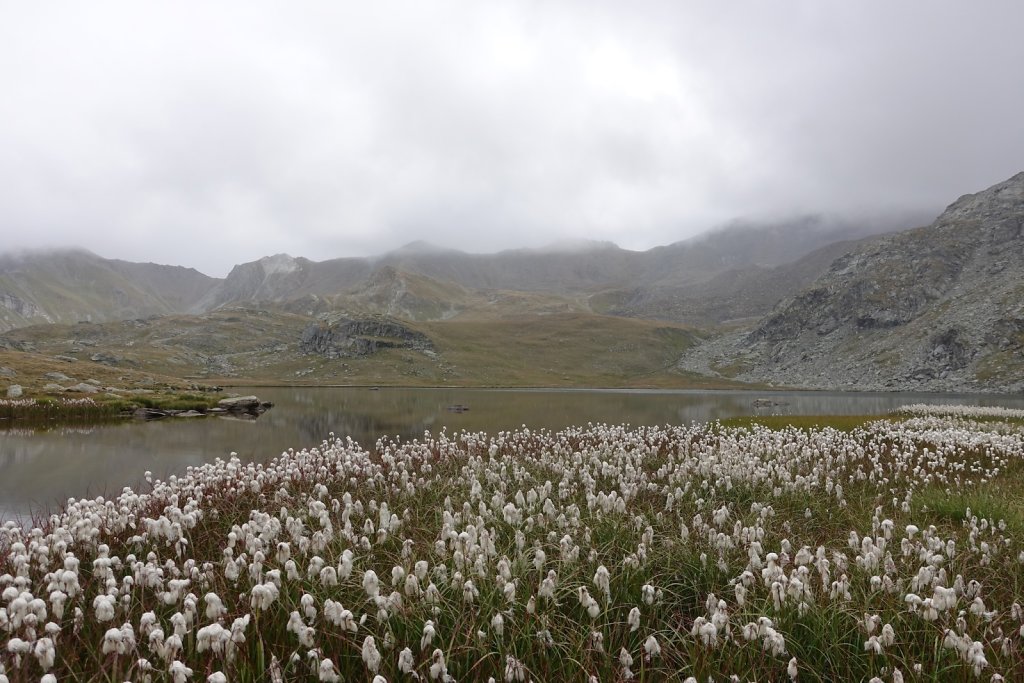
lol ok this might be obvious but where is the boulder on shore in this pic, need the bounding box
[6,384,23,398]
[217,395,273,414]
[66,382,100,394]
[217,395,262,410]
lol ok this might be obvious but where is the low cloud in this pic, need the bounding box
[1,2,1021,275]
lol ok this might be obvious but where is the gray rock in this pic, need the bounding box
[175,410,205,418]
[66,382,99,394]
[300,317,434,359]
[54,354,78,363]
[85,378,102,386]
[6,384,23,398]
[0,293,44,318]
[43,383,66,392]
[90,353,122,365]
[44,372,73,382]
[0,367,15,378]
[217,395,262,410]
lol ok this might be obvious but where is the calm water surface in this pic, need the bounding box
[2,387,1023,520]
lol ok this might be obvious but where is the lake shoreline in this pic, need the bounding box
[5,386,1024,522]
[214,379,1024,397]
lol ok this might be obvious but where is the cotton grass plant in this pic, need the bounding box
[2,407,1024,681]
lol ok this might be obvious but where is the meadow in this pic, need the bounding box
[1,405,1023,681]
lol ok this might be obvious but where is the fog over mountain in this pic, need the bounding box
[0,212,914,332]
[2,2,1022,275]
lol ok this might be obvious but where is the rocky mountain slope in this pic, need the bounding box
[0,249,215,332]
[593,235,884,326]
[680,172,1024,392]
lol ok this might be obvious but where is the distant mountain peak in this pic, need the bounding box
[257,253,301,274]
[533,238,620,253]
[937,170,1024,225]
[0,246,98,266]
[385,241,459,257]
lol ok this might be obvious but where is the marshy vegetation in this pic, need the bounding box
[0,398,123,424]
[1,406,1023,681]
[0,394,224,428]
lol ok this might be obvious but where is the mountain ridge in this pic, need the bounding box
[678,172,1024,392]
[0,215,904,331]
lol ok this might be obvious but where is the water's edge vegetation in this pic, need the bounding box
[2,406,1024,681]
[0,393,275,431]
[0,395,215,422]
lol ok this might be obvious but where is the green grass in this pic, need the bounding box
[914,486,1024,535]
[421,313,711,387]
[716,414,896,432]
[122,393,220,411]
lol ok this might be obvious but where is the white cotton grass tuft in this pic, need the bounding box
[429,648,451,681]
[362,635,382,674]
[398,646,416,674]
[504,654,527,682]
[628,606,641,632]
[319,657,341,682]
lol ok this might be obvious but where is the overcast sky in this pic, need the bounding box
[2,2,1022,276]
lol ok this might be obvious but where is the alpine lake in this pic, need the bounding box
[2,386,1023,523]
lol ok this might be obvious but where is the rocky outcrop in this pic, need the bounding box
[300,317,434,359]
[6,384,22,398]
[0,294,48,320]
[138,395,272,420]
[680,172,1024,392]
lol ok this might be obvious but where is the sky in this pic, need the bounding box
[2,2,1023,277]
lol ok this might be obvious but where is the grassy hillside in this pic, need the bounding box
[423,313,706,386]
[1,308,744,389]
[0,349,206,395]
[0,348,222,422]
